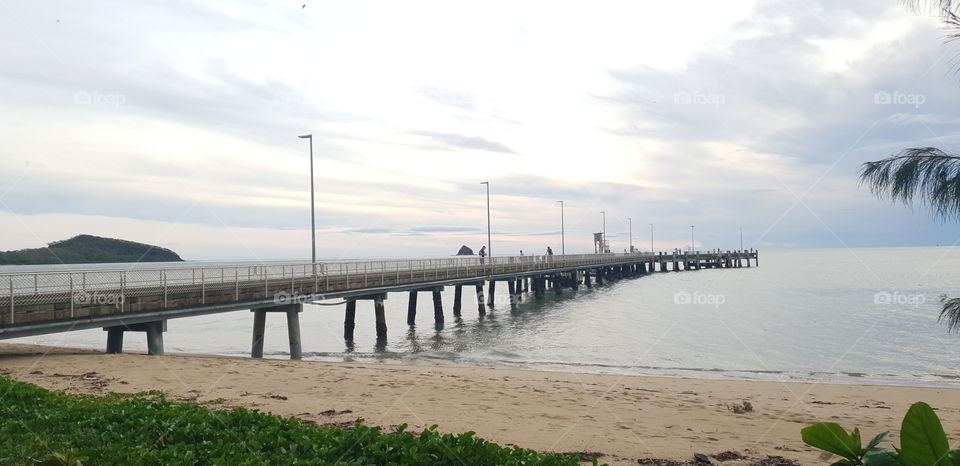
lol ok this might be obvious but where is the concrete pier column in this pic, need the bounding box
[475,284,486,315]
[144,321,164,356]
[374,297,387,342]
[596,268,604,284]
[344,300,357,341]
[106,328,124,354]
[522,278,529,292]
[251,305,301,359]
[432,290,444,324]
[104,321,166,356]
[286,308,302,360]
[515,279,523,301]
[407,291,418,325]
[507,280,516,305]
[487,281,496,306]
[252,310,266,358]
[553,275,562,295]
[583,270,592,287]
[570,272,578,289]
[453,285,463,316]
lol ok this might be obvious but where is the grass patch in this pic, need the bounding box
[0,377,590,465]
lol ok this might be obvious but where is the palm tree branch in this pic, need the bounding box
[859,148,960,220]
[940,294,960,333]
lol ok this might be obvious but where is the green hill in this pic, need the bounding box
[0,235,183,265]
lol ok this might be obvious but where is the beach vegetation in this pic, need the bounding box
[801,401,957,465]
[0,377,591,465]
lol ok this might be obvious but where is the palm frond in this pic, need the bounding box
[939,294,960,333]
[902,0,960,64]
[859,148,960,221]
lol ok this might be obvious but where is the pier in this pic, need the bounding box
[0,250,757,358]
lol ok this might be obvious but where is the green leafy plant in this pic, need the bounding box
[0,376,592,465]
[801,401,957,465]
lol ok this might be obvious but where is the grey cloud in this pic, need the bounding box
[412,130,515,153]
[416,86,477,112]
[410,226,481,233]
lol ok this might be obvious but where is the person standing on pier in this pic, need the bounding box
[479,245,487,264]
[546,246,553,262]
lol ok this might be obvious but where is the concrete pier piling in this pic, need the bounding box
[286,308,302,360]
[507,280,516,305]
[375,296,387,342]
[487,281,496,307]
[250,304,302,359]
[432,290,444,325]
[475,284,486,315]
[407,291,418,325]
[453,285,462,316]
[104,320,167,356]
[344,300,357,341]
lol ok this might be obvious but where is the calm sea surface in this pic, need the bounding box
[5,247,960,387]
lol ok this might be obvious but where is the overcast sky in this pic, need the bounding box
[2,0,960,260]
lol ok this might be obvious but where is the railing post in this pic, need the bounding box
[163,270,168,308]
[9,277,14,324]
[69,273,74,318]
[235,269,240,300]
[121,271,126,312]
[201,269,206,304]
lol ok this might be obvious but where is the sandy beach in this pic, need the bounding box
[1,344,958,465]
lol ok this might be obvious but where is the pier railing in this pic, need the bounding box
[0,250,757,327]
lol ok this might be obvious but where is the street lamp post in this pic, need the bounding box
[649,223,654,253]
[481,182,491,259]
[628,217,632,253]
[600,211,606,254]
[298,134,316,273]
[556,200,565,255]
[690,225,696,252]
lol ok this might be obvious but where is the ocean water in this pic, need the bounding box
[5,247,960,387]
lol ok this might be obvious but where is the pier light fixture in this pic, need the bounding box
[556,200,565,255]
[481,182,491,258]
[600,211,606,253]
[649,223,654,253]
[298,134,316,272]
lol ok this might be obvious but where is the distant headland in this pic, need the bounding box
[0,234,183,265]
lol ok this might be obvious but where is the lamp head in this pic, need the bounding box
[298,134,312,139]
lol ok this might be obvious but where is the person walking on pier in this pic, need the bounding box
[479,245,487,264]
